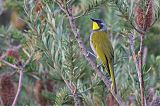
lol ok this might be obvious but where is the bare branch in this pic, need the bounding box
[139,34,145,106]
[129,33,146,106]
[12,68,23,106]
[23,51,35,67]
[129,34,141,83]
[0,59,19,69]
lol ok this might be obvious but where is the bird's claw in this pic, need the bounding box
[87,51,96,58]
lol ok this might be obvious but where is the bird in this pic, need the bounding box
[90,18,117,94]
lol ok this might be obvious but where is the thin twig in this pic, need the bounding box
[73,11,88,19]
[129,34,141,83]
[56,1,126,106]
[129,33,146,106]
[61,75,83,106]
[12,68,23,106]
[0,47,21,70]
[139,34,145,106]
[0,59,20,69]
[23,51,35,67]
[0,46,34,106]
[12,51,34,106]
[143,47,148,65]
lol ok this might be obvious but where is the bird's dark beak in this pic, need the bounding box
[90,18,96,22]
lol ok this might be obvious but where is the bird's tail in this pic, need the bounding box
[106,63,117,94]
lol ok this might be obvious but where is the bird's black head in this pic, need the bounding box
[90,18,107,30]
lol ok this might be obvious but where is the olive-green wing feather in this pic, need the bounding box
[90,31,117,93]
[91,31,114,64]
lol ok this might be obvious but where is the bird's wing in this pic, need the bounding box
[91,31,114,64]
[98,31,114,63]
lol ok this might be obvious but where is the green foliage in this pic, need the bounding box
[55,87,70,105]
[0,0,160,106]
[5,0,24,13]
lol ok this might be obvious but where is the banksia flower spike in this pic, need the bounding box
[34,80,48,106]
[135,0,155,32]
[0,73,16,105]
[135,3,145,30]
[145,0,155,31]
[45,79,54,92]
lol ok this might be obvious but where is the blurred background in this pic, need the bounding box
[0,0,160,106]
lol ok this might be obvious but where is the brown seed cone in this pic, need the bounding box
[135,0,155,31]
[34,80,48,106]
[135,3,145,30]
[0,73,16,105]
[45,79,54,92]
[145,0,155,31]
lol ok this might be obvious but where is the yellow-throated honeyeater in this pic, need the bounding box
[90,18,117,94]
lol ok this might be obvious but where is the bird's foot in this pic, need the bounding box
[87,51,96,58]
[97,63,102,68]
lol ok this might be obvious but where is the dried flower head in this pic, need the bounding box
[34,80,48,106]
[145,0,155,30]
[135,0,155,31]
[45,79,54,92]
[0,73,16,105]
[135,4,145,30]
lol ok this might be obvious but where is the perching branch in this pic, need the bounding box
[129,34,141,83]
[0,59,20,69]
[12,68,23,106]
[129,33,146,106]
[138,33,145,106]
[55,1,126,106]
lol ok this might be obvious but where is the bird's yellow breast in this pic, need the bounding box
[90,31,114,65]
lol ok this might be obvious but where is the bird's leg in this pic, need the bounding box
[87,52,103,69]
[96,57,103,69]
[87,51,96,58]
[97,63,102,68]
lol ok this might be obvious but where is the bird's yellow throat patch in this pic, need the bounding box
[92,22,100,30]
